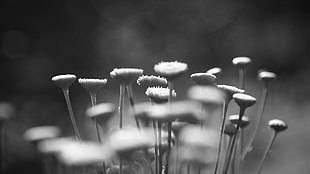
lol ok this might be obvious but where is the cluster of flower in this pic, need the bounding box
[23,58,288,174]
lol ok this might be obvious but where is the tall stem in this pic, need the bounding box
[256,132,277,174]
[62,88,81,140]
[118,84,126,129]
[223,107,245,174]
[126,85,140,129]
[158,121,162,174]
[165,81,174,174]
[213,100,229,174]
[243,86,268,159]
[0,121,4,174]
[222,136,233,174]
[153,121,159,174]
[239,69,246,90]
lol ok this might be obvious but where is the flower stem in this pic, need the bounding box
[243,86,268,159]
[222,135,233,174]
[158,121,162,174]
[239,69,246,90]
[153,121,159,174]
[213,100,229,174]
[165,81,174,174]
[62,88,81,140]
[126,85,140,129]
[223,107,245,174]
[0,121,4,174]
[118,84,126,129]
[256,131,277,174]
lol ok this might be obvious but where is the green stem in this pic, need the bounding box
[243,86,268,159]
[223,107,245,174]
[256,132,277,174]
[62,88,81,140]
[213,100,229,174]
[118,84,125,129]
[126,85,140,129]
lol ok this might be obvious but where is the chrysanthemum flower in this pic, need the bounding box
[110,68,144,84]
[23,126,61,144]
[190,72,217,86]
[154,61,188,80]
[78,78,108,94]
[232,57,252,68]
[51,74,76,89]
[206,67,222,77]
[233,93,256,109]
[217,85,245,101]
[258,70,277,85]
[145,87,176,103]
[228,114,250,128]
[137,75,167,88]
[268,119,288,132]
[86,103,116,123]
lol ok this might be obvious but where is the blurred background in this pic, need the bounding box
[1,0,310,173]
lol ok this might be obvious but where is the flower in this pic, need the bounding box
[78,78,108,94]
[233,93,256,109]
[190,72,217,86]
[110,68,143,84]
[232,57,252,68]
[188,85,224,106]
[154,61,188,80]
[23,126,61,144]
[228,114,250,128]
[268,119,288,132]
[145,87,176,103]
[258,70,277,85]
[224,123,237,136]
[137,75,167,88]
[206,67,222,77]
[51,74,76,89]
[217,85,245,101]
[85,102,116,124]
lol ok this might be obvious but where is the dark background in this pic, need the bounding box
[1,0,310,173]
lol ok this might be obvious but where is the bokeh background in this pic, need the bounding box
[1,0,310,173]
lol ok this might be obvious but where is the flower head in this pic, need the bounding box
[78,78,107,94]
[233,93,256,109]
[110,68,143,84]
[224,123,237,136]
[23,126,61,144]
[52,74,76,89]
[258,70,277,85]
[232,57,252,68]
[228,114,250,128]
[154,61,188,80]
[85,102,116,123]
[0,102,14,121]
[217,85,245,101]
[206,67,222,77]
[190,72,217,86]
[268,119,288,132]
[188,85,224,106]
[137,75,168,88]
[145,87,176,103]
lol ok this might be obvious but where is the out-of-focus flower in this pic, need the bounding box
[154,61,188,80]
[0,102,14,121]
[145,87,176,104]
[228,114,250,128]
[23,126,61,144]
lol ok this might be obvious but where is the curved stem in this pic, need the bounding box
[242,86,268,159]
[256,132,277,174]
[118,84,125,129]
[62,88,81,140]
[126,85,140,129]
[213,100,229,174]
[223,107,245,174]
